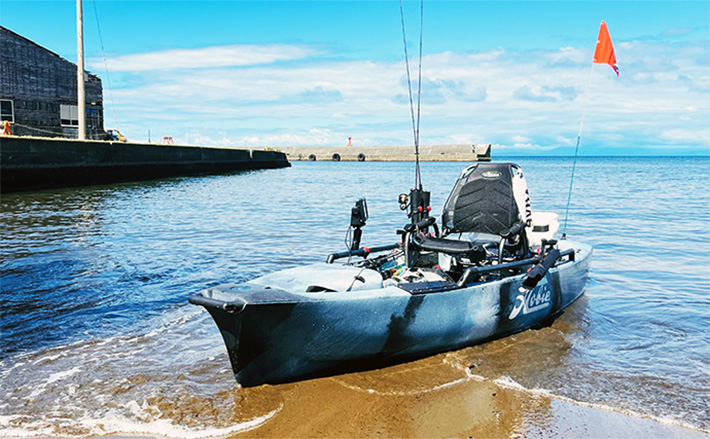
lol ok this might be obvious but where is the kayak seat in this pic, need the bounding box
[439,162,530,262]
[443,163,519,234]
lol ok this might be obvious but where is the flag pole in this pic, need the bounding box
[562,20,618,238]
[562,61,595,239]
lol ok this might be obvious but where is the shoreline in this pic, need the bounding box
[8,365,707,439]
[225,362,708,439]
[71,353,708,439]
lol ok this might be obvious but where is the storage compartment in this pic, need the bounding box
[529,211,559,246]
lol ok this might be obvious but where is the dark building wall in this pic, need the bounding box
[0,26,104,139]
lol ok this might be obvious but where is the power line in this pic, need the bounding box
[91,0,119,131]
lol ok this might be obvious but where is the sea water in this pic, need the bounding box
[1,157,708,436]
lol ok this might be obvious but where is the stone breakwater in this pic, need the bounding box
[277,144,491,162]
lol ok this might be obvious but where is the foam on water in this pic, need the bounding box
[0,305,283,438]
[0,406,282,439]
[464,372,709,434]
[441,347,708,434]
[331,377,469,397]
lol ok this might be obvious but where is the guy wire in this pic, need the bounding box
[91,0,119,131]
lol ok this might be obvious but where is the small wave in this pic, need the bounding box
[24,366,84,400]
[31,354,63,365]
[83,404,282,439]
[331,377,467,397]
[45,366,82,385]
[0,405,283,439]
[462,369,709,434]
[0,417,55,438]
[142,308,205,339]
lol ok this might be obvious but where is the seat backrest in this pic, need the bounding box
[442,163,521,235]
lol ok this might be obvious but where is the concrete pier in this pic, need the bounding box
[0,136,290,193]
[277,144,491,162]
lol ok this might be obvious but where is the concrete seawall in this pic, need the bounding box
[277,144,491,162]
[0,136,290,192]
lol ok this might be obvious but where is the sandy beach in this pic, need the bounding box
[94,346,708,439]
[222,351,708,439]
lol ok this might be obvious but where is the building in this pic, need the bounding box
[0,26,105,139]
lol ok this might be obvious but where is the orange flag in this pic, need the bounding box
[593,21,619,76]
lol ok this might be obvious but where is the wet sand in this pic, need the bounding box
[222,353,708,439]
[95,351,708,439]
[87,317,708,439]
[6,312,706,439]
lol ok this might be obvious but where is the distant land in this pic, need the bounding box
[495,146,710,157]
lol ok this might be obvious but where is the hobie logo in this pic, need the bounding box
[482,170,502,179]
[508,284,552,320]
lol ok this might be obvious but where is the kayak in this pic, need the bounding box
[190,162,592,386]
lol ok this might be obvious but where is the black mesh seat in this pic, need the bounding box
[443,163,521,235]
[416,163,529,263]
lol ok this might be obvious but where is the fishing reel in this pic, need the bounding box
[398,193,409,211]
[398,188,431,224]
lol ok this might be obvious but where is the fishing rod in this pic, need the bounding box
[399,0,430,227]
[340,1,425,262]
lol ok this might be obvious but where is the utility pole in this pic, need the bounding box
[77,0,86,140]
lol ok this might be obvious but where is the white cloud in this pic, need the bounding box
[660,129,710,144]
[99,37,709,153]
[91,44,320,71]
[514,85,558,102]
[182,128,340,147]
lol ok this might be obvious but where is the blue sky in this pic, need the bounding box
[2,1,708,155]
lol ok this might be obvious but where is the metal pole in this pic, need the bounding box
[77,0,86,140]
